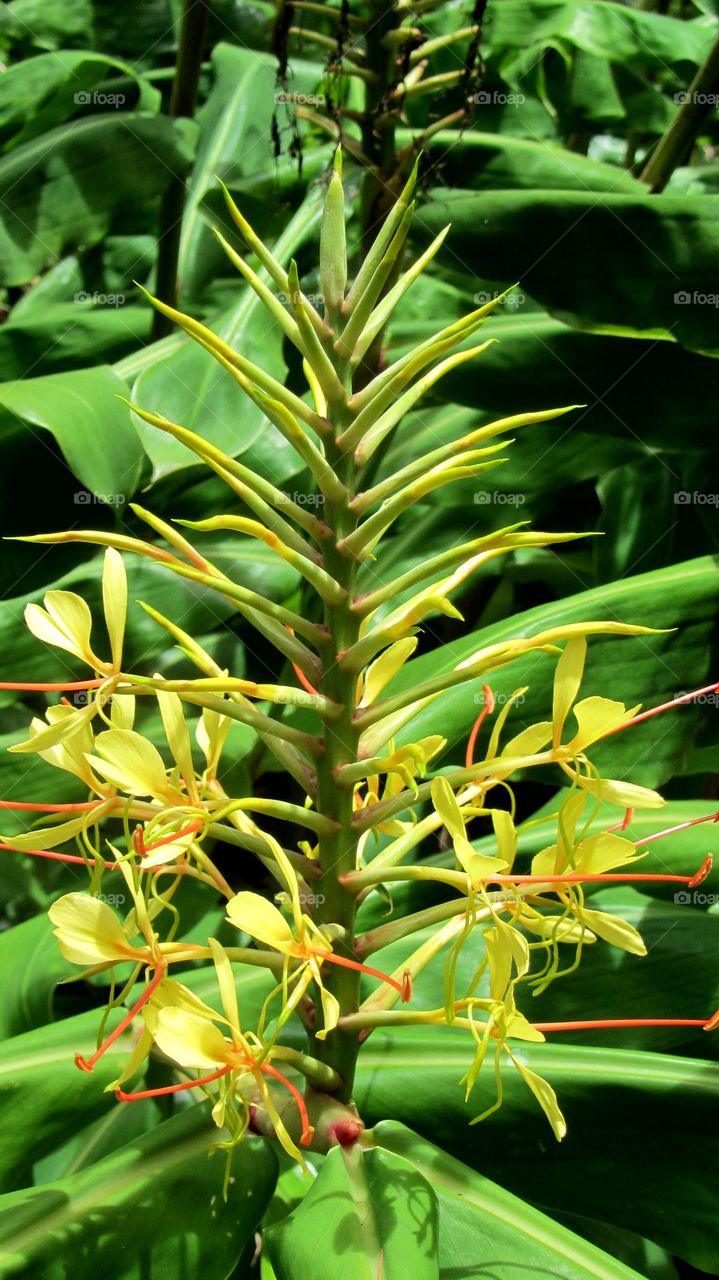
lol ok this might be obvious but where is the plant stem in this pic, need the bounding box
[151,0,212,340]
[310,358,365,1102]
[641,30,719,192]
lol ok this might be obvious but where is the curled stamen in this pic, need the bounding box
[688,854,713,888]
[313,949,411,1000]
[465,684,494,769]
[117,1065,232,1102]
[75,961,165,1073]
[260,1061,314,1146]
[0,843,115,870]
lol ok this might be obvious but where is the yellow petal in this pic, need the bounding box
[552,637,586,747]
[491,809,516,868]
[102,548,127,671]
[430,776,464,841]
[315,984,340,1040]
[156,687,196,795]
[153,1007,234,1070]
[578,907,647,956]
[226,891,296,953]
[86,728,169,797]
[209,938,240,1030]
[48,892,132,966]
[575,773,665,810]
[569,696,639,752]
[501,721,552,758]
[360,638,418,707]
[25,591,95,664]
[512,1056,567,1141]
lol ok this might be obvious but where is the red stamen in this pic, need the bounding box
[314,949,410,1000]
[635,811,719,847]
[75,961,165,1072]
[483,858,712,888]
[0,679,104,691]
[139,819,204,855]
[0,800,103,812]
[260,1061,314,1145]
[285,625,320,696]
[465,685,494,769]
[117,1065,232,1102]
[0,843,115,870]
[604,682,719,736]
[533,1017,714,1032]
[605,807,633,833]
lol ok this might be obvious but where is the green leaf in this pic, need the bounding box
[179,44,324,298]
[0,51,159,150]
[0,1008,137,1192]
[0,1104,277,1278]
[0,114,196,287]
[358,1044,719,1272]
[0,916,75,1039]
[413,189,719,353]
[266,1144,439,1280]
[372,1121,645,1280]
[0,367,144,501]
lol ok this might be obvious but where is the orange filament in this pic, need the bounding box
[533,1015,716,1033]
[285,624,320,696]
[0,679,104,691]
[0,799,103,812]
[75,961,165,1072]
[604,681,719,736]
[482,856,713,888]
[133,819,204,858]
[604,807,633,833]
[0,843,115,870]
[117,1065,232,1102]
[465,685,494,768]
[314,950,412,1001]
[260,1061,314,1145]
[635,811,719,847]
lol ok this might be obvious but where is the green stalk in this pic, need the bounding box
[310,358,365,1102]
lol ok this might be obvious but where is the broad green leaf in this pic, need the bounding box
[0,368,144,501]
[358,1044,719,1272]
[0,114,196,287]
[413,190,719,353]
[266,1144,439,1280]
[0,1104,277,1278]
[0,1008,136,1192]
[372,1122,645,1280]
[0,916,75,1039]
